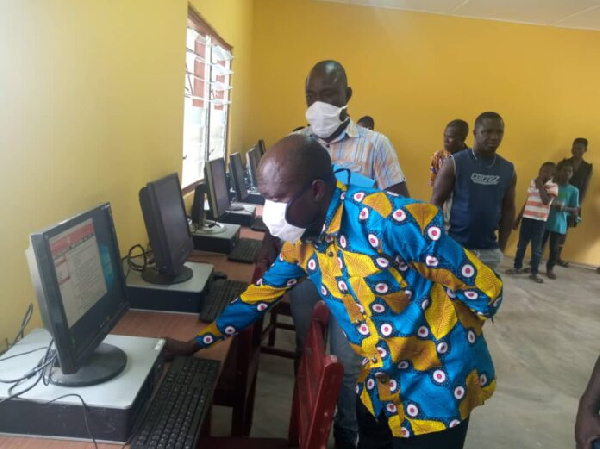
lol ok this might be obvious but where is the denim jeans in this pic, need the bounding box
[469,248,504,272]
[543,230,563,272]
[290,279,361,445]
[514,218,546,275]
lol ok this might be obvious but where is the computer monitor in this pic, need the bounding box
[257,139,267,158]
[229,152,248,202]
[205,157,240,220]
[139,173,193,285]
[246,146,260,189]
[26,203,129,387]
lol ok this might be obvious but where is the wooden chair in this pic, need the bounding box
[209,265,265,436]
[199,301,343,449]
[261,294,296,359]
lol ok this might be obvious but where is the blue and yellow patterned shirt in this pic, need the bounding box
[196,182,503,438]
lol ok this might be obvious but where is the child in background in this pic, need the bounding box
[507,162,558,283]
[543,161,579,280]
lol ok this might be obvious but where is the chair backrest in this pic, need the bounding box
[288,301,344,449]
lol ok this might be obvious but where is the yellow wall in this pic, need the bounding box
[0,1,254,349]
[249,0,600,265]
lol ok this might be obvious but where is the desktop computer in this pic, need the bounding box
[128,173,212,312]
[205,157,257,227]
[192,158,263,263]
[0,203,163,442]
[230,151,265,206]
[0,200,220,446]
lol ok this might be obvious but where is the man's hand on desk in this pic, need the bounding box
[163,337,201,361]
[255,233,281,272]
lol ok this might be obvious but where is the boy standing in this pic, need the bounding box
[543,161,579,279]
[508,162,558,283]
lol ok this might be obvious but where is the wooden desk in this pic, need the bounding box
[0,228,265,449]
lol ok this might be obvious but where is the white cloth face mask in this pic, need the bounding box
[305,101,348,138]
[262,199,307,243]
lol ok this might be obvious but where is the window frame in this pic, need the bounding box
[182,6,233,193]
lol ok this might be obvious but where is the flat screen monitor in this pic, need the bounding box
[26,203,129,386]
[257,139,267,158]
[246,146,260,189]
[139,173,193,285]
[229,152,248,202]
[205,158,232,220]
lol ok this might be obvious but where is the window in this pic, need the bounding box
[182,8,233,188]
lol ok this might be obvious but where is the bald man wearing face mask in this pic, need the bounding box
[164,135,502,449]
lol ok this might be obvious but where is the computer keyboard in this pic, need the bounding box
[251,217,268,232]
[130,357,220,449]
[228,237,261,263]
[200,279,249,322]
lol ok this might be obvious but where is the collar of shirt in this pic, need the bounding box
[309,119,359,145]
[316,181,348,239]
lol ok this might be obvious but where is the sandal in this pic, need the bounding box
[506,268,524,274]
[529,274,543,283]
[546,271,557,280]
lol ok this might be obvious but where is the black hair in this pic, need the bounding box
[474,112,503,129]
[310,60,348,89]
[557,160,573,171]
[542,161,556,168]
[292,125,306,132]
[573,137,588,147]
[446,119,469,140]
[357,116,375,129]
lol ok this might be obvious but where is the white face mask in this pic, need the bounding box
[305,101,348,138]
[262,200,306,243]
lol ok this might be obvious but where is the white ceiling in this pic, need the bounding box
[317,0,600,31]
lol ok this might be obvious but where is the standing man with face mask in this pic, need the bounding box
[291,60,409,449]
[431,112,517,271]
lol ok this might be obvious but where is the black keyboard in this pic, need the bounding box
[228,238,261,263]
[131,357,220,449]
[200,279,249,322]
[251,217,268,232]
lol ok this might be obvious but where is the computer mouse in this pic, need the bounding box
[211,271,228,281]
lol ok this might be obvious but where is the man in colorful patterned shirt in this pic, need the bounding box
[166,135,503,449]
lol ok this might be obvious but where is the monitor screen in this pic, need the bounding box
[229,152,248,202]
[205,158,231,220]
[26,203,129,386]
[139,173,193,285]
[246,147,260,189]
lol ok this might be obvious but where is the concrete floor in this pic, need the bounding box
[212,260,600,448]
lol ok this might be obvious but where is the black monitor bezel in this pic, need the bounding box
[139,173,193,278]
[205,158,231,220]
[246,147,260,189]
[229,152,248,202]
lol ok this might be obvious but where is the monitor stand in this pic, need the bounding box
[141,265,194,285]
[228,203,245,211]
[49,342,127,387]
